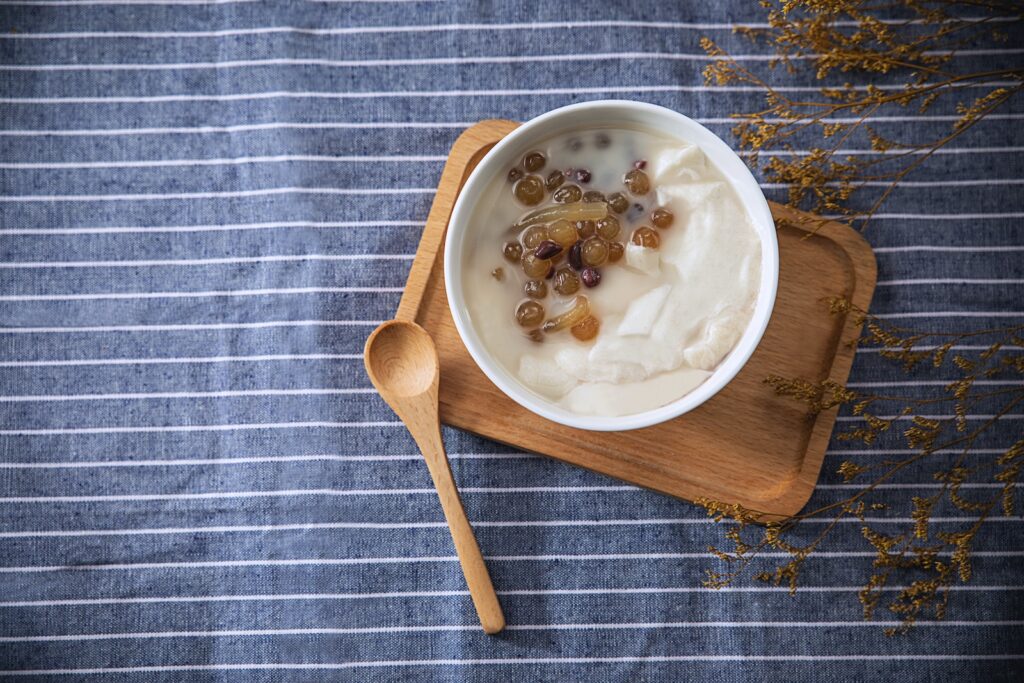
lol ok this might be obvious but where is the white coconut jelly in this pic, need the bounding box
[462,126,762,417]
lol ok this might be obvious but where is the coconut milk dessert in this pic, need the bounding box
[462,126,763,417]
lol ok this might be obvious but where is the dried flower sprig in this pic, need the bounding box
[700,300,1023,633]
[701,0,1024,226]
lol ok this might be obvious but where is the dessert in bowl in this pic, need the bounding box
[445,101,778,431]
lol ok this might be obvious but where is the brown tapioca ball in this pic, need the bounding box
[524,151,546,172]
[624,168,651,195]
[514,175,545,205]
[631,226,660,249]
[548,219,577,249]
[545,170,565,191]
[521,252,550,278]
[526,329,544,343]
[575,220,595,240]
[515,300,545,327]
[507,167,524,183]
[521,225,549,249]
[552,184,582,203]
[581,237,609,267]
[575,168,592,184]
[651,207,675,229]
[595,132,611,148]
[552,267,580,295]
[524,279,547,299]
[595,215,620,240]
[491,267,504,281]
[582,190,606,203]
[502,241,523,262]
[571,315,600,342]
[607,192,629,214]
[608,241,624,263]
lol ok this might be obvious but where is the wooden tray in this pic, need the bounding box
[395,120,876,517]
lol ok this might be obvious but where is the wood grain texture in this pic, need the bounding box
[397,120,877,518]
[364,321,505,634]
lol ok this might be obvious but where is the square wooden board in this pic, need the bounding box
[394,120,876,516]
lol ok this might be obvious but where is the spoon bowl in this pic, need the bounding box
[365,320,438,398]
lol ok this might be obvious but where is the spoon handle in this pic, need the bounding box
[411,423,506,634]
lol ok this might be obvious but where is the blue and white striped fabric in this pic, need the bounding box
[1,1,1022,680]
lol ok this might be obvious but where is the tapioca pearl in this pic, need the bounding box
[502,241,523,262]
[624,169,651,195]
[521,252,551,278]
[524,151,546,172]
[595,216,620,240]
[607,192,629,214]
[581,238,609,267]
[631,226,660,249]
[521,225,549,249]
[516,300,545,327]
[553,184,583,203]
[514,175,545,205]
[651,207,675,229]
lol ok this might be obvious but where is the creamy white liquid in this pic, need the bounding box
[463,127,762,417]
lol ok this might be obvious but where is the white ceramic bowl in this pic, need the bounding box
[444,101,778,431]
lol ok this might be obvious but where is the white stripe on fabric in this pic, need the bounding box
[753,146,1024,157]
[0,255,413,268]
[2,584,1020,608]
[835,414,1023,422]
[6,313,1019,336]
[0,287,403,302]
[0,422,402,436]
[0,388,373,402]
[872,311,1024,319]
[876,278,1024,286]
[1,551,1022,574]
[68,280,1024,302]
[0,0,257,5]
[0,448,1008,469]
[0,353,362,367]
[0,514,1017,539]
[3,82,1015,104]
[2,621,1023,643]
[846,380,1020,387]
[0,187,433,202]
[1,113,1021,137]
[3,151,1021,172]
[856,345,1021,354]
[0,220,422,236]
[3,656,1024,676]
[0,320,383,333]
[828,448,1008,456]
[3,17,1016,39]
[763,179,1024,188]
[3,48,1020,71]
[839,212,1024,220]
[0,486,637,502]
[0,155,445,169]
[874,246,1024,253]
[0,453,531,468]
[3,656,1024,675]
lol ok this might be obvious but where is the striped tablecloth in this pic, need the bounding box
[1,1,1022,680]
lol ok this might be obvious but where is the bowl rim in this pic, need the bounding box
[444,100,779,431]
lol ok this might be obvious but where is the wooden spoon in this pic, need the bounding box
[364,320,505,634]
